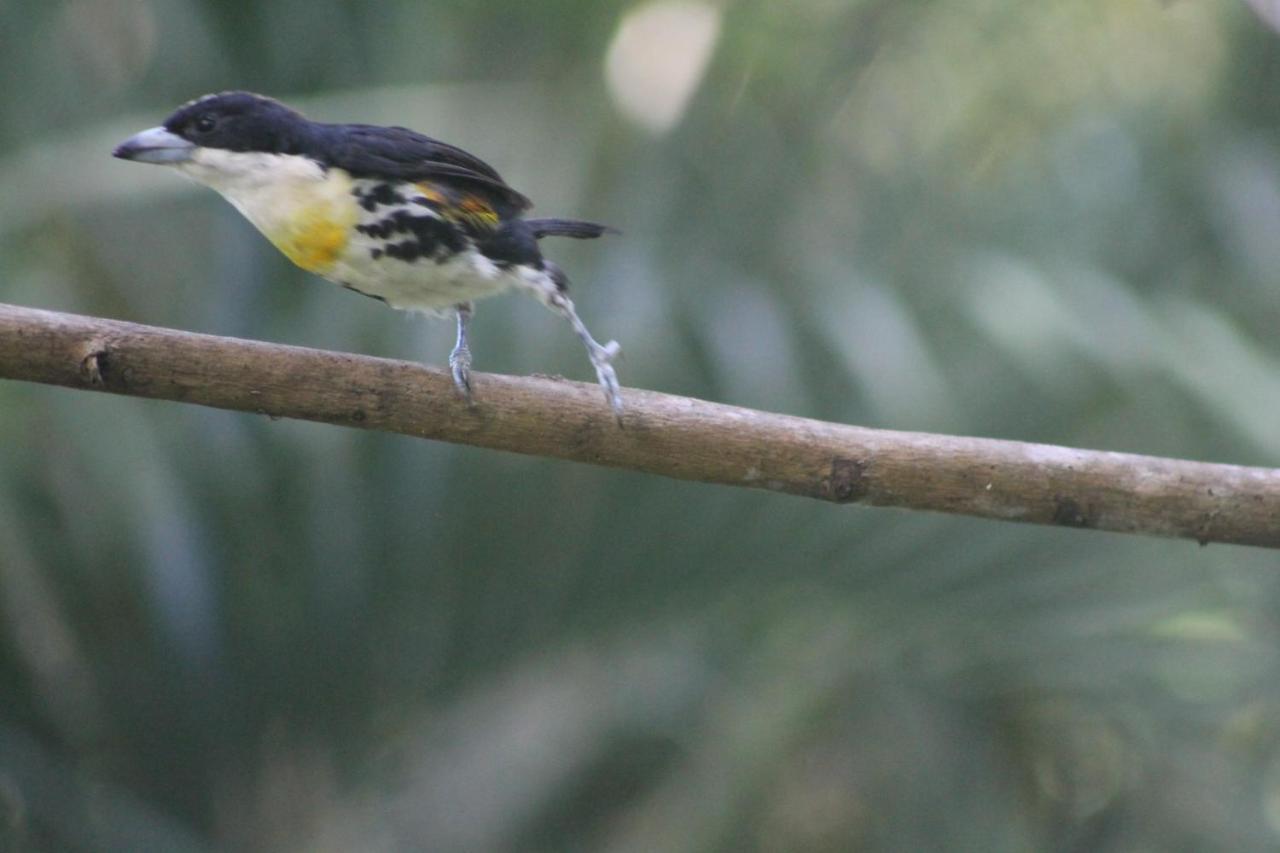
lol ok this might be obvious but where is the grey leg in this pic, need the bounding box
[516,264,624,419]
[449,301,474,400]
[546,289,623,418]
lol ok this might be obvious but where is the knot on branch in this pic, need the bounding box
[79,344,110,387]
[78,339,134,390]
[827,457,870,503]
[1051,495,1098,529]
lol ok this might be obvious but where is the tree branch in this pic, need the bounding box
[1,301,1277,548]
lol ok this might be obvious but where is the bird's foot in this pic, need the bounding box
[589,339,623,420]
[448,344,473,402]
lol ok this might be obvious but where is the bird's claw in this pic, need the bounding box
[589,340,623,419]
[449,346,473,402]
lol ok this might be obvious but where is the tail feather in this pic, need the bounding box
[525,218,618,240]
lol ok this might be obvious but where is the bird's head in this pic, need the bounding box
[114,92,322,192]
[114,91,311,164]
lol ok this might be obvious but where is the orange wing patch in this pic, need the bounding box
[415,183,449,207]
[459,195,498,227]
[415,182,499,232]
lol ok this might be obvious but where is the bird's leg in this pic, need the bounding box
[542,277,622,417]
[546,291,623,418]
[517,263,624,419]
[448,301,474,401]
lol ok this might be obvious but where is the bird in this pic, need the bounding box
[113,91,623,415]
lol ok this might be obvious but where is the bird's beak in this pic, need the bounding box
[113,127,196,164]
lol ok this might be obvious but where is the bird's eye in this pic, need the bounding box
[193,114,217,133]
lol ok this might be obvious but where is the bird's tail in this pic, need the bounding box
[525,218,618,240]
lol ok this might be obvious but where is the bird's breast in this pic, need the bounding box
[182,150,359,275]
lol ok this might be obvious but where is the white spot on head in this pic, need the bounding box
[179,90,292,113]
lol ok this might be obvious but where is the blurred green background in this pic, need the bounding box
[3,1,1280,850]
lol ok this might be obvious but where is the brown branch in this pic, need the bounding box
[1,301,1277,548]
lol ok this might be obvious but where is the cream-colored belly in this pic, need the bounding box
[328,235,512,314]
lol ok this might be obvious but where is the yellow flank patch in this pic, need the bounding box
[277,214,350,273]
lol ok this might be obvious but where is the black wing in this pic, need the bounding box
[315,123,532,215]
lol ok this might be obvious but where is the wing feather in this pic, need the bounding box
[315,123,532,215]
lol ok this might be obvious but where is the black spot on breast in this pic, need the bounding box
[361,212,468,263]
[352,183,407,213]
[385,240,422,261]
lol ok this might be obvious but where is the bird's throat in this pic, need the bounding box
[180,150,359,275]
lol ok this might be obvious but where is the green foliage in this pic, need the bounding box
[3,1,1280,850]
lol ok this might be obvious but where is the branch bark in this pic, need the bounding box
[1,302,1277,548]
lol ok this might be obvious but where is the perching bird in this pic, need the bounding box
[113,91,623,415]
